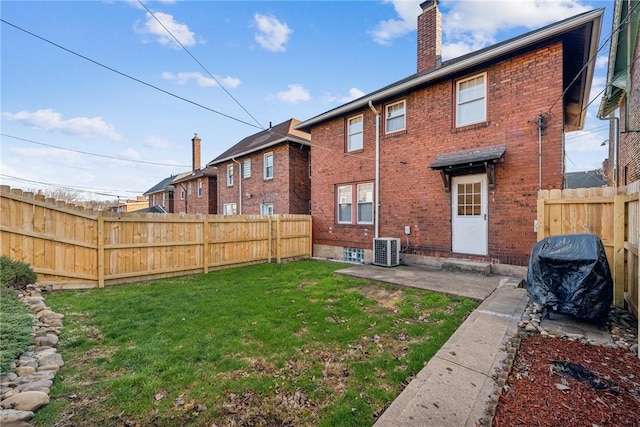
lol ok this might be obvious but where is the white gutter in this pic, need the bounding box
[232,158,242,214]
[368,101,380,239]
[297,8,603,132]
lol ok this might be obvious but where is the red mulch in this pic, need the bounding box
[493,334,640,427]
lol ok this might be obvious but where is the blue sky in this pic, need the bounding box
[1,0,614,201]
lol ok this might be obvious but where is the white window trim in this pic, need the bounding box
[356,183,374,224]
[337,185,353,224]
[180,187,185,200]
[337,182,375,225]
[455,72,487,127]
[187,183,192,196]
[263,152,274,180]
[197,179,203,197]
[227,164,234,187]
[385,100,406,134]
[223,203,237,215]
[347,115,364,152]
[261,203,274,215]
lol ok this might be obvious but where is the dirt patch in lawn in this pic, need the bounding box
[358,285,406,312]
[493,334,640,427]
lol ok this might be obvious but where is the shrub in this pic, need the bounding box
[0,284,33,374]
[0,256,37,291]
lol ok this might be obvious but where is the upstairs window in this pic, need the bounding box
[456,73,486,127]
[243,159,251,178]
[180,187,185,200]
[264,152,274,179]
[347,115,363,152]
[386,100,405,133]
[227,164,234,186]
[187,183,192,196]
[197,179,203,197]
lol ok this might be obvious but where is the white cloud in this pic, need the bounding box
[253,13,292,52]
[8,146,82,162]
[161,71,241,88]
[341,88,366,103]
[119,148,140,160]
[369,0,422,46]
[1,109,123,141]
[136,11,197,48]
[595,54,608,69]
[276,84,311,103]
[441,0,592,60]
[144,135,172,149]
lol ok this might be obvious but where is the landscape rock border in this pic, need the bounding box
[481,301,639,426]
[0,285,63,426]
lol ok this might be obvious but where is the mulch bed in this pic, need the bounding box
[493,334,640,427]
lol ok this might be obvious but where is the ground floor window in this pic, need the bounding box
[337,182,373,225]
[223,203,237,215]
[261,203,274,215]
[343,247,364,264]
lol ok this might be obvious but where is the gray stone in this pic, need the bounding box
[34,335,58,348]
[37,353,63,368]
[0,373,18,385]
[0,391,49,411]
[13,367,35,377]
[15,380,52,392]
[0,408,35,423]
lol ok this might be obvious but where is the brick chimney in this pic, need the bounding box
[417,0,442,73]
[192,133,201,172]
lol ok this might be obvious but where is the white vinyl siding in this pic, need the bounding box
[456,73,486,127]
[386,100,405,133]
[347,115,363,152]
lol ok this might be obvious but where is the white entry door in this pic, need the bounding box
[452,174,488,255]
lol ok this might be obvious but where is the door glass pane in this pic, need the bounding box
[457,181,482,217]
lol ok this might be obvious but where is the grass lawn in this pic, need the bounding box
[34,260,477,426]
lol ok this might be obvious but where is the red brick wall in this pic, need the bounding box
[618,34,640,185]
[217,143,310,214]
[173,176,218,214]
[311,42,565,266]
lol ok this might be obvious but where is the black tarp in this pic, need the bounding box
[526,234,612,322]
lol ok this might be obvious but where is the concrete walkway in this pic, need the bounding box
[335,264,529,426]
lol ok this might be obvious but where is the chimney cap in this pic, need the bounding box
[420,0,439,11]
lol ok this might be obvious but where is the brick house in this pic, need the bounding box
[296,1,603,267]
[598,0,639,186]
[172,134,218,214]
[143,175,178,213]
[207,118,311,215]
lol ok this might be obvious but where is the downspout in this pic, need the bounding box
[538,112,543,190]
[369,100,380,239]
[232,158,242,214]
[599,116,619,188]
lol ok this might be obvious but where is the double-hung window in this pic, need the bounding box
[261,203,274,215]
[386,100,405,133]
[264,152,274,179]
[243,159,251,178]
[187,183,192,196]
[180,187,185,200]
[223,203,237,215]
[226,164,234,186]
[337,183,374,225]
[337,185,352,223]
[456,73,486,127]
[357,183,373,224]
[197,179,203,197]
[347,115,363,152]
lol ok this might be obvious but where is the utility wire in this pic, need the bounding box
[137,0,265,132]
[0,174,143,197]
[1,133,191,167]
[0,18,263,131]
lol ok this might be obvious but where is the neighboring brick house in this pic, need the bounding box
[297,1,603,267]
[143,175,179,213]
[598,0,639,186]
[207,118,311,215]
[172,134,218,214]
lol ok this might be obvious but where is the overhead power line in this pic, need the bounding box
[0,174,144,197]
[137,0,265,132]
[1,133,191,167]
[0,18,263,131]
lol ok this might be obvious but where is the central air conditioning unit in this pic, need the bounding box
[373,237,400,267]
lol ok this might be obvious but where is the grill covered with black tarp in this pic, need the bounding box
[526,233,613,322]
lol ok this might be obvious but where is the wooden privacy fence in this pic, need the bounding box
[0,186,312,289]
[537,182,640,322]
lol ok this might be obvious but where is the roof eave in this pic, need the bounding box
[207,137,310,166]
[296,8,604,133]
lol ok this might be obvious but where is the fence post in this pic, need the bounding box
[276,215,281,263]
[536,196,546,242]
[612,194,625,307]
[203,216,209,274]
[97,215,105,288]
[267,216,272,263]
